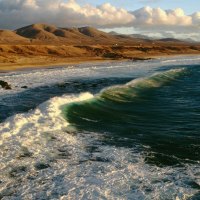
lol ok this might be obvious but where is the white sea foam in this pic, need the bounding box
[0,90,199,199]
[0,55,200,98]
[160,57,200,64]
[0,92,93,146]
[1,56,200,199]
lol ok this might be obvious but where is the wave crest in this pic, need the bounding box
[100,68,187,102]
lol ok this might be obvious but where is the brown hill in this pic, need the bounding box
[0,23,194,46]
[15,24,97,44]
[1,24,200,70]
[78,26,111,38]
[14,23,146,45]
[0,30,29,44]
[15,24,59,41]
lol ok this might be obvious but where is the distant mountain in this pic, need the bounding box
[0,23,197,45]
[158,38,182,42]
[182,38,196,43]
[109,31,197,43]
[109,31,120,35]
[129,34,153,40]
[109,31,153,41]
[13,24,124,44]
[78,27,111,38]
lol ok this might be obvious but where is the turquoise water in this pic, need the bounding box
[64,67,200,166]
[0,58,200,199]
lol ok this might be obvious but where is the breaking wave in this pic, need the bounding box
[0,67,200,199]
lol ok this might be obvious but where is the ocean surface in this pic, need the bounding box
[0,56,200,200]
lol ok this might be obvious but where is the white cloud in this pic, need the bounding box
[129,7,200,40]
[0,0,199,40]
[0,0,134,29]
[192,12,200,26]
[132,7,192,26]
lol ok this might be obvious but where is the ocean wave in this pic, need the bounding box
[0,67,200,199]
[64,67,200,165]
[63,68,188,124]
[1,55,200,97]
[160,57,200,64]
[0,92,93,171]
[100,68,187,102]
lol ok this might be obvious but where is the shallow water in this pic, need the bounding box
[0,56,200,199]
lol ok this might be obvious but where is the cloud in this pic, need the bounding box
[0,0,134,29]
[192,12,200,26]
[0,0,199,40]
[132,7,192,26]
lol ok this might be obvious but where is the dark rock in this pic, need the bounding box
[0,80,11,90]
[50,135,57,140]
[21,86,28,89]
[133,57,152,61]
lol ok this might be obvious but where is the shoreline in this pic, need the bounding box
[0,53,200,73]
[0,57,116,72]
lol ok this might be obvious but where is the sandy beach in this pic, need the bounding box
[0,44,200,72]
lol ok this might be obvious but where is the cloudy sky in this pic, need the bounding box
[0,0,199,40]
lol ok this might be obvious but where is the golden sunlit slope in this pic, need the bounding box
[0,23,200,71]
[0,30,29,44]
[14,23,150,45]
[15,24,59,41]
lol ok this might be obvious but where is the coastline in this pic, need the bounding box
[0,57,114,72]
[0,52,200,73]
[0,42,200,72]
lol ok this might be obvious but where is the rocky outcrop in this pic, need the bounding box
[0,80,11,89]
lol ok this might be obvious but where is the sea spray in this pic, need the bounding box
[0,61,200,199]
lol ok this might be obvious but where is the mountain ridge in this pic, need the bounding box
[0,23,195,45]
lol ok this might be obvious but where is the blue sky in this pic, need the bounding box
[77,0,199,14]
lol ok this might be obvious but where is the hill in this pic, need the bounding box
[14,23,153,45]
[158,38,182,42]
[78,26,111,38]
[0,23,200,71]
[15,24,59,41]
[0,30,29,44]
[0,23,194,45]
[14,24,117,44]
